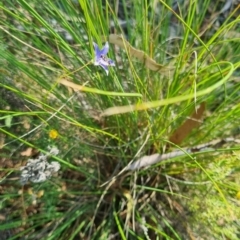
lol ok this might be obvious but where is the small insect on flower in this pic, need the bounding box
[93,42,115,75]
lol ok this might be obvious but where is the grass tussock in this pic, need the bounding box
[0,0,240,239]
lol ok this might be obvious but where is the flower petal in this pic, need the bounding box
[108,59,115,66]
[93,42,114,75]
[99,42,109,56]
[93,42,109,57]
[93,42,101,63]
[99,64,109,75]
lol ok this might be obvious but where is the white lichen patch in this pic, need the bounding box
[20,147,60,185]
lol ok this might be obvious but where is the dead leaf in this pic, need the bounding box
[108,34,174,73]
[169,103,205,145]
[20,147,34,157]
[37,190,44,198]
[0,133,5,149]
[23,117,31,130]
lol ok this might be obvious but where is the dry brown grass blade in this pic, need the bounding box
[169,102,205,145]
[59,79,84,91]
[108,34,174,73]
[125,152,184,171]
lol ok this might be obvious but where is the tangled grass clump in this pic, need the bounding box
[0,0,240,239]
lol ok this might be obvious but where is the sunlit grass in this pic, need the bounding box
[0,0,240,239]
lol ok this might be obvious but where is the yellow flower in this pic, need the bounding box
[49,129,58,139]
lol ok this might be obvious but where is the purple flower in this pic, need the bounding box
[93,42,115,75]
